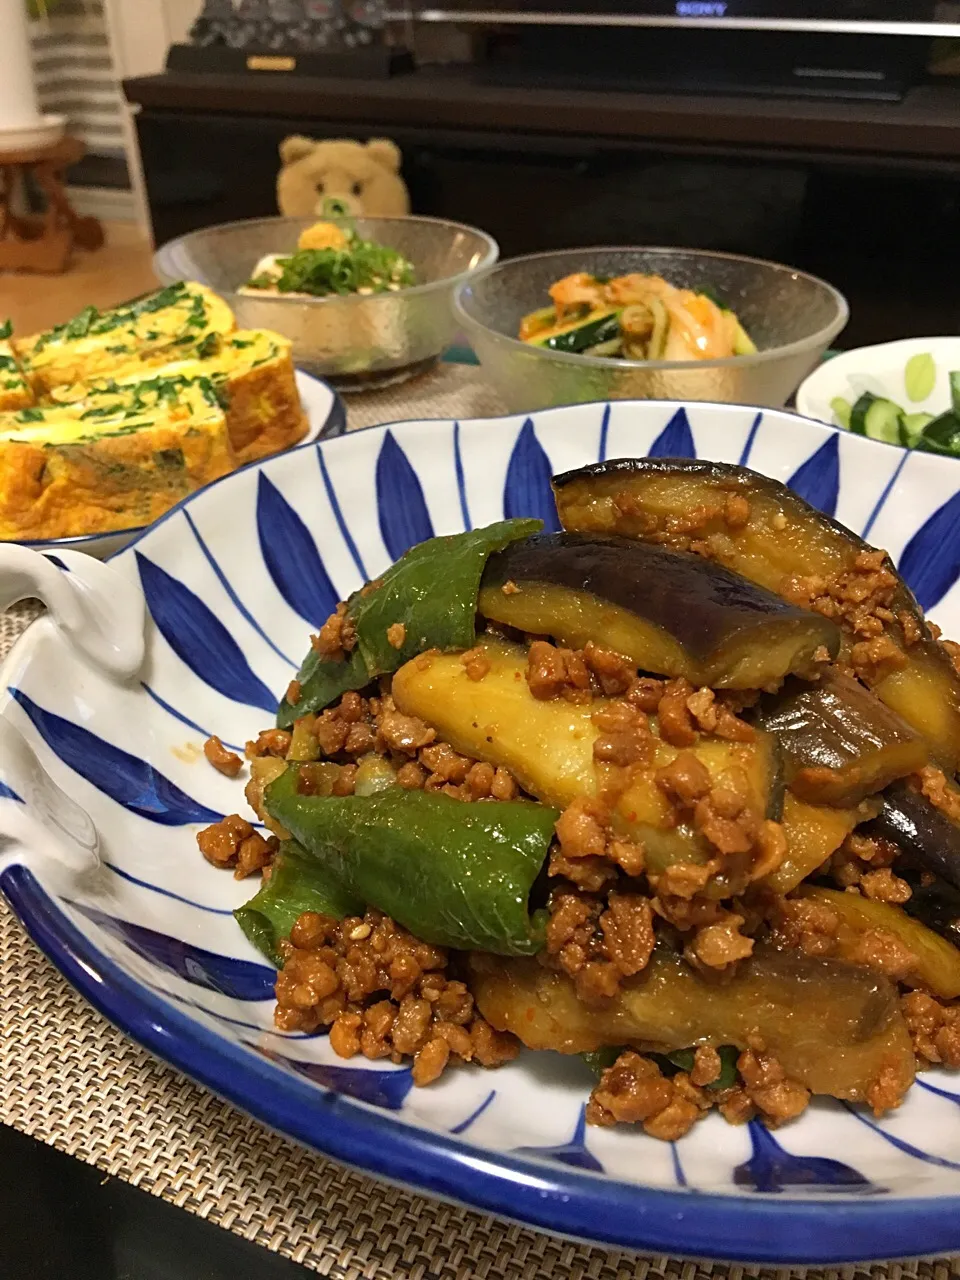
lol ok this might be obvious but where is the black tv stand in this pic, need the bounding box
[482,26,931,103]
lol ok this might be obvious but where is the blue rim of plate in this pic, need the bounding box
[3,370,347,552]
[5,397,960,1264]
[4,859,960,1265]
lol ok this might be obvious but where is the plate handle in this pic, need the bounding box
[0,543,145,680]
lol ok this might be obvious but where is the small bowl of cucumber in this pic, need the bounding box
[796,336,960,459]
[454,247,848,413]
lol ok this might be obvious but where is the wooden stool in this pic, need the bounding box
[0,135,104,273]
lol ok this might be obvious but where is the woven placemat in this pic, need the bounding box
[1,374,956,1278]
[342,361,508,431]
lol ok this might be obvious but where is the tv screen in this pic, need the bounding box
[407,1,953,37]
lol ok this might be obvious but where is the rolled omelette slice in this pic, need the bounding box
[0,379,235,541]
[0,339,34,413]
[51,329,307,465]
[14,282,236,395]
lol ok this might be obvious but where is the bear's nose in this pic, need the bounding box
[314,192,363,217]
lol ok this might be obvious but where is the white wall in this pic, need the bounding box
[102,0,170,77]
[161,0,201,46]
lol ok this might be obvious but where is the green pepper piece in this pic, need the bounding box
[581,1045,624,1078]
[235,840,363,967]
[279,646,371,733]
[655,1044,740,1090]
[582,1044,739,1088]
[265,767,559,955]
[277,518,542,726]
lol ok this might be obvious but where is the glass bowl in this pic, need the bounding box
[154,215,499,391]
[454,246,848,411]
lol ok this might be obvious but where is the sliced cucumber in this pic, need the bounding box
[905,352,936,403]
[848,392,875,435]
[830,396,852,430]
[900,412,934,448]
[531,309,622,354]
[582,337,622,358]
[917,410,960,457]
[865,398,906,445]
[850,393,903,445]
[951,370,960,415]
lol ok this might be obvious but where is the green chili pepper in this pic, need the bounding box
[582,1044,740,1089]
[277,518,542,727]
[581,1046,623,1078]
[655,1044,740,1090]
[235,840,363,967]
[265,767,559,955]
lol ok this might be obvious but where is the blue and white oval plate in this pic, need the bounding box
[3,399,960,1265]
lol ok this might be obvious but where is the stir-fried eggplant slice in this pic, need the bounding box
[903,876,960,952]
[754,670,927,807]
[552,458,960,769]
[393,636,599,810]
[870,778,960,893]
[469,946,914,1105]
[800,886,960,1000]
[766,793,877,895]
[392,635,782,878]
[478,533,839,689]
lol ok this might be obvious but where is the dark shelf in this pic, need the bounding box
[124,68,960,164]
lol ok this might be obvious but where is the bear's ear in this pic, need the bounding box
[279,135,318,166]
[365,137,402,173]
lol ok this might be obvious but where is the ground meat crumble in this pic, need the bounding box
[901,991,960,1067]
[829,832,911,903]
[914,765,960,825]
[717,1050,811,1128]
[203,735,243,777]
[586,1052,707,1139]
[275,909,518,1084]
[196,813,278,879]
[768,894,919,986]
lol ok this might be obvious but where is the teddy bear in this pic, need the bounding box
[276,136,410,219]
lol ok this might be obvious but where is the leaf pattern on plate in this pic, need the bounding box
[257,1048,414,1110]
[734,1120,876,1194]
[514,1104,604,1172]
[647,407,696,459]
[71,901,276,1000]
[376,430,434,559]
[0,780,22,802]
[898,488,960,611]
[787,435,840,517]
[503,419,561,532]
[11,689,223,826]
[256,472,339,627]
[136,552,277,713]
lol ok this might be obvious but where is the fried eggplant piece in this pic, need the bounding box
[552,458,960,768]
[479,533,839,689]
[754,670,927,807]
[392,635,781,877]
[469,945,914,1105]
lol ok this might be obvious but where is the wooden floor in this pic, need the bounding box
[0,221,158,337]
